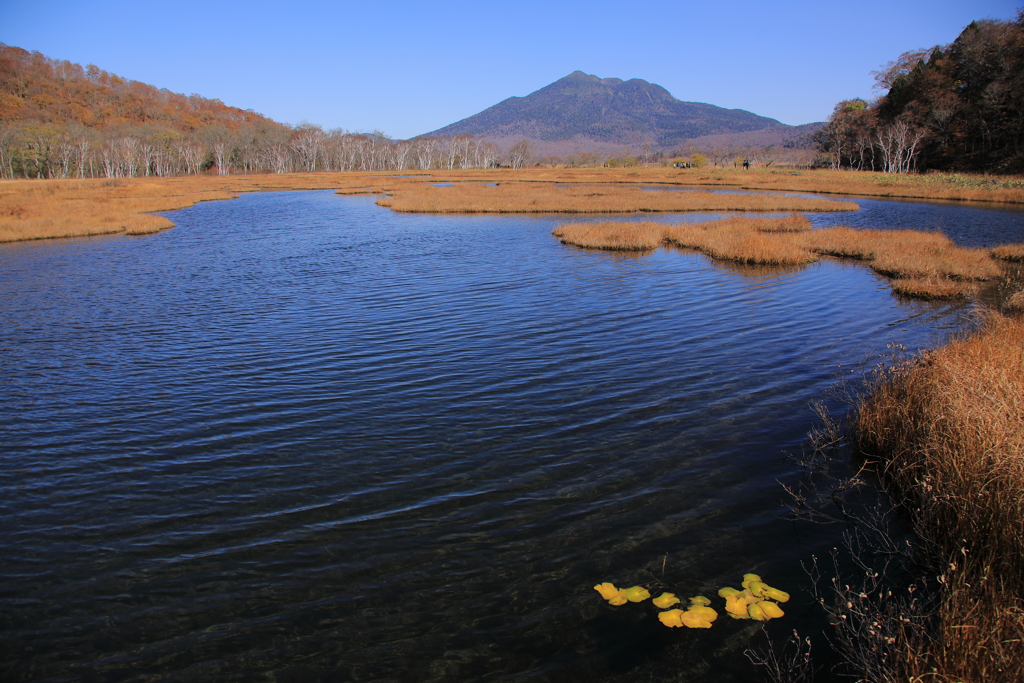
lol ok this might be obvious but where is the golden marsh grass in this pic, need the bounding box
[992,244,1024,261]
[854,313,1024,682]
[0,173,395,243]
[2,168,1022,243]
[555,218,1021,301]
[375,182,857,214]
[664,218,818,265]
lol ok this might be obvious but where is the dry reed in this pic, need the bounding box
[376,182,858,214]
[889,277,975,300]
[992,244,1024,261]
[4,167,1023,243]
[853,313,1024,683]
[551,221,666,251]
[554,218,1020,300]
[663,218,818,265]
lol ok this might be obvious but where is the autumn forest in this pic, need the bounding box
[816,13,1024,174]
[0,44,504,179]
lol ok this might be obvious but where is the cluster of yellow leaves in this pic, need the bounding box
[593,582,650,606]
[718,573,789,622]
[593,583,719,629]
[657,595,718,629]
[594,573,789,629]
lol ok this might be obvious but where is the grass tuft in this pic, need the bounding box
[992,244,1024,261]
[853,313,1024,683]
[554,218,1021,300]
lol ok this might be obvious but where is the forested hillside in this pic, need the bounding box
[816,12,1024,174]
[0,44,499,178]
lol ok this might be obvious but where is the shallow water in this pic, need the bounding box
[0,191,989,681]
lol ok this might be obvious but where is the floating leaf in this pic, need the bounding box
[741,573,762,589]
[594,582,628,605]
[680,610,714,628]
[688,595,712,606]
[760,601,785,619]
[653,592,680,609]
[747,581,769,598]
[623,586,651,603]
[763,586,790,603]
[658,609,685,628]
[725,594,751,618]
[748,602,768,621]
[686,605,718,623]
[718,586,741,598]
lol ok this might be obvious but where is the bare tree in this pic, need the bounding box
[876,118,926,173]
[507,139,532,169]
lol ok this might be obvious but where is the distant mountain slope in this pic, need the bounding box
[425,71,809,149]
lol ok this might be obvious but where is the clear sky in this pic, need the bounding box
[1,0,1020,139]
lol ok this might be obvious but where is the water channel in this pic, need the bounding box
[1,190,1021,681]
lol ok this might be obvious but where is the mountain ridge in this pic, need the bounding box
[424,71,819,152]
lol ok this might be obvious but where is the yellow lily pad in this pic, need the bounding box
[763,586,790,603]
[658,609,685,628]
[760,601,785,619]
[741,573,762,589]
[686,605,718,623]
[747,581,769,598]
[748,602,768,621]
[718,586,741,598]
[688,595,712,606]
[594,582,628,605]
[652,592,680,609]
[680,610,714,628]
[623,586,651,603]
[725,594,751,618]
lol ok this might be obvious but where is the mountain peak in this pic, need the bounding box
[424,72,789,148]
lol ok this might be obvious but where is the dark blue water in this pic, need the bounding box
[0,191,990,681]
[808,195,1024,247]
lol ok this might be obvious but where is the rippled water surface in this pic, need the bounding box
[0,191,988,681]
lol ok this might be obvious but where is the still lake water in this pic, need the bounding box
[1,190,1020,682]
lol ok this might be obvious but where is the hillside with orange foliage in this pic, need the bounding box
[0,44,280,133]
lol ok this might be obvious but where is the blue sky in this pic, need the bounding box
[2,0,1020,139]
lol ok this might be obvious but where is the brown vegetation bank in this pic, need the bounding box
[2,167,1024,244]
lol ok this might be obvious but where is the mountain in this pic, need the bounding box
[424,71,820,153]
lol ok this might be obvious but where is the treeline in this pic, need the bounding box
[0,44,501,178]
[816,12,1024,174]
